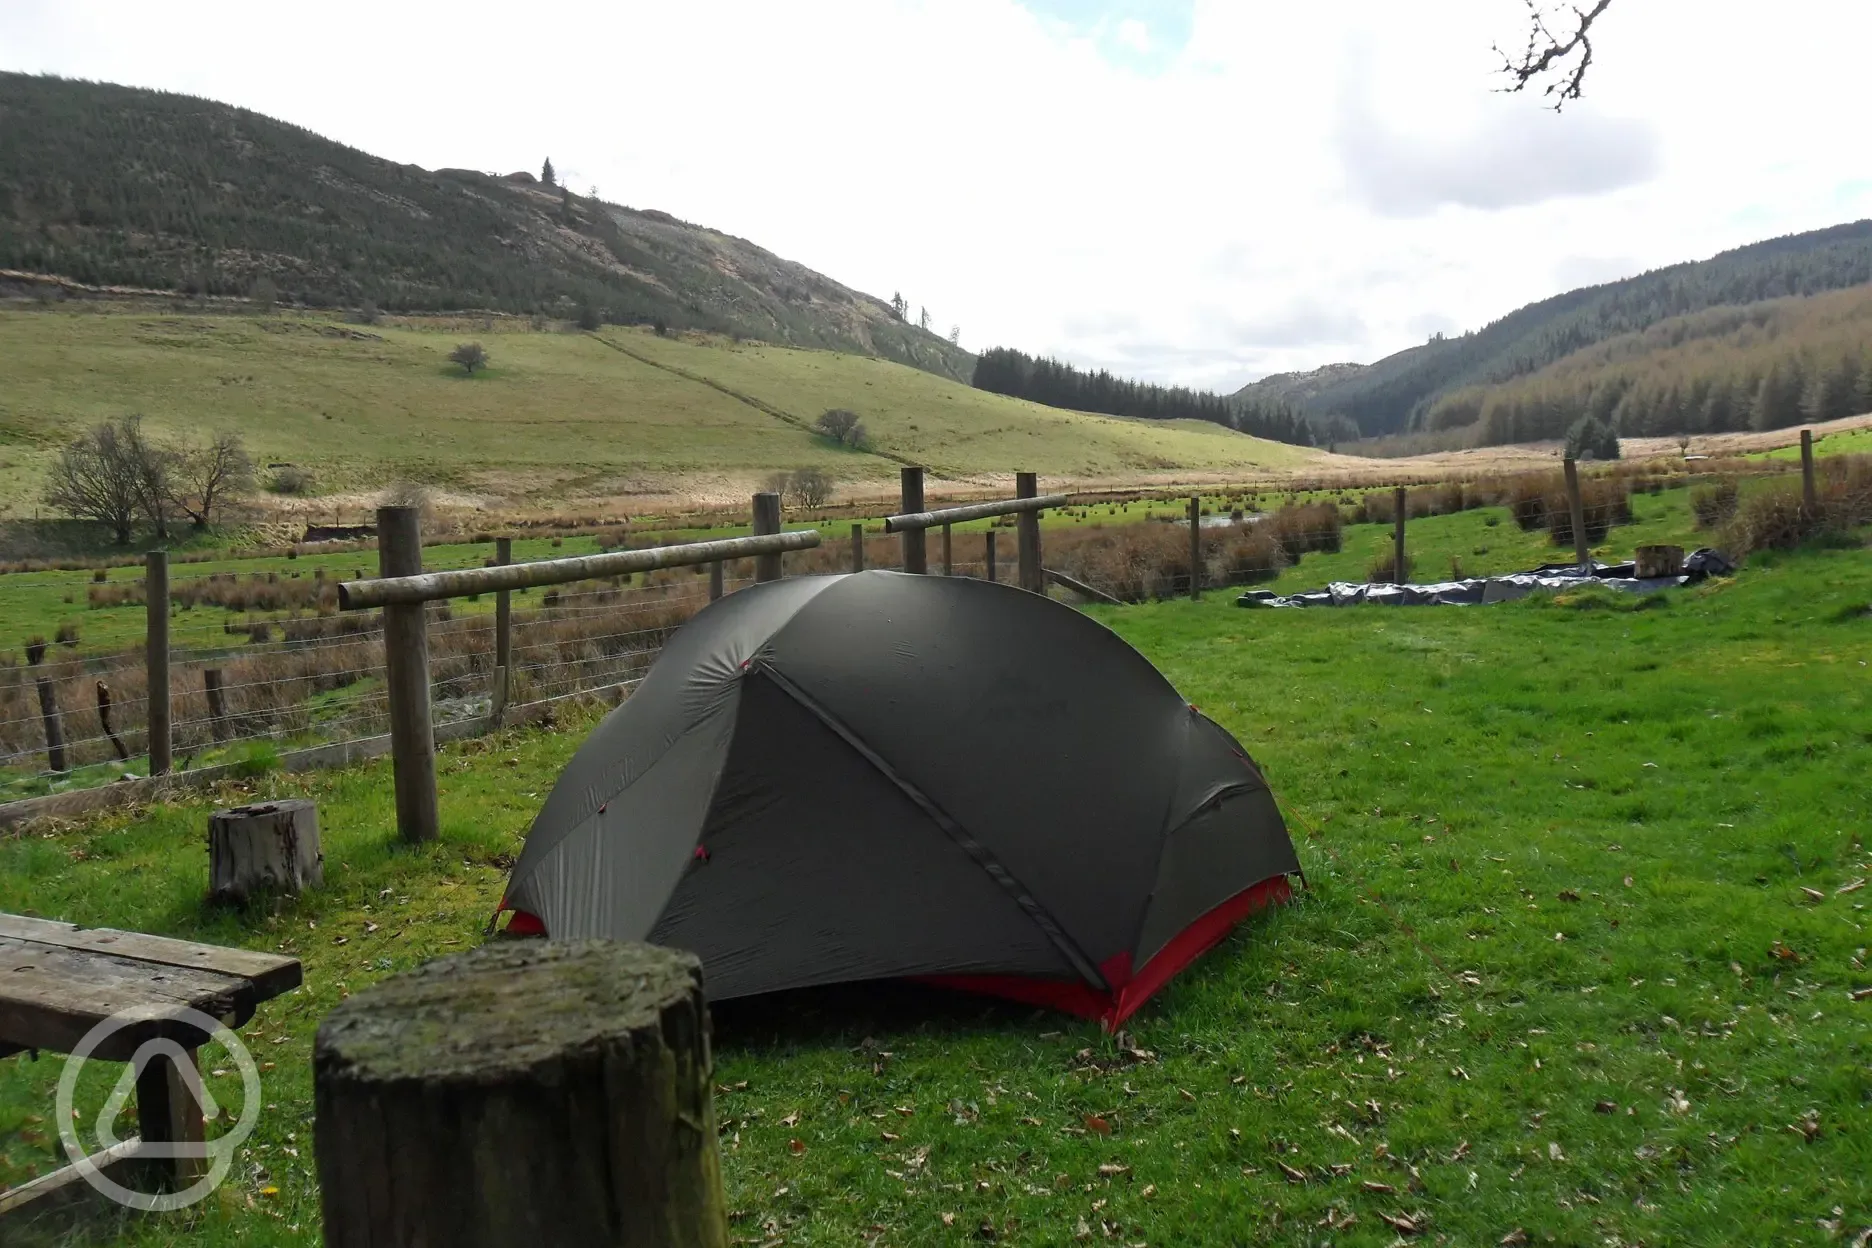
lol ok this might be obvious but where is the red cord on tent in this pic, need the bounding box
[921,874,1293,1030]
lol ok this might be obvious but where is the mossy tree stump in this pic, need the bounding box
[313,941,727,1248]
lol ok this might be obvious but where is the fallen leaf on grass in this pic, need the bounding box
[1851,987,1872,1002]
[1362,1180,1395,1194]
[1837,878,1866,895]
[1772,942,1801,962]
[1557,890,1580,903]
[1448,1140,1469,1162]
[1097,1163,1130,1178]
[780,1112,800,1127]
[1140,1184,1156,1200]
[1084,1114,1112,1135]
[941,1213,956,1227]
[1499,1231,1529,1246]
[1788,1111,1821,1142]
[1594,1100,1618,1114]
[788,1138,805,1155]
[880,1131,899,1142]
[1379,1212,1422,1235]
[1178,1088,1196,1102]
[1277,1161,1308,1184]
[1800,887,1825,903]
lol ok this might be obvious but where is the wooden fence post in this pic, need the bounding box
[203,669,231,742]
[25,641,66,775]
[1801,429,1817,510]
[752,493,783,583]
[95,680,129,761]
[900,467,926,574]
[1016,471,1043,593]
[378,506,438,844]
[985,530,998,583]
[941,523,953,576]
[1392,485,1408,585]
[1563,458,1590,569]
[492,537,512,729]
[850,523,865,573]
[146,549,171,775]
[1187,495,1202,600]
[708,560,723,600]
[314,941,728,1248]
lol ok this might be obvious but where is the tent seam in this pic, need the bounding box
[751,661,1109,991]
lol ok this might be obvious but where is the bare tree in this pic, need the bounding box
[42,416,161,545]
[450,342,489,375]
[948,324,961,345]
[918,306,931,332]
[787,467,834,510]
[171,432,255,529]
[1497,0,1615,109]
[814,408,868,449]
[762,470,794,498]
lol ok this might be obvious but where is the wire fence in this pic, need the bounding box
[8,457,1849,806]
[0,570,743,802]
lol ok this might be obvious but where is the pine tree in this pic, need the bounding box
[542,158,556,187]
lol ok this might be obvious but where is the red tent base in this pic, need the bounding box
[918,874,1294,1031]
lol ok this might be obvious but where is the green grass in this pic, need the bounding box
[2,542,1868,1245]
[0,309,1315,510]
[1757,426,1872,462]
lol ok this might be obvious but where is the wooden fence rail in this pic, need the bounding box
[339,500,822,843]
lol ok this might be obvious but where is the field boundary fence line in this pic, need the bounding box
[1,448,1841,829]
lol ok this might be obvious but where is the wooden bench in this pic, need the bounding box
[0,913,302,1219]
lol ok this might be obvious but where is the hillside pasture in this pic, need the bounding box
[0,309,1316,513]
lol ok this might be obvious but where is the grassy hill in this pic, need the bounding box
[0,72,971,380]
[1239,219,1872,436]
[0,307,1317,513]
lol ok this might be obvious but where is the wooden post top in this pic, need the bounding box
[315,940,704,1084]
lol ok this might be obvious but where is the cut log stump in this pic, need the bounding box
[208,799,323,903]
[1634,544,1686,579]
[314,940,727,1248]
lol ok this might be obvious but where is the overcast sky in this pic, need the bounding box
[4,0,1869,390]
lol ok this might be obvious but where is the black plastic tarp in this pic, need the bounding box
[1238,549,1734,609]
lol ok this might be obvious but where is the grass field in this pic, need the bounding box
[2,538,1867,1246]
[0,308,1315,510]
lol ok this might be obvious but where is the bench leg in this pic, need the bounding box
[135,1044,206,1188]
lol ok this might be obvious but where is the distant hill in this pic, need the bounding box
[0,73,972,379]
[1235,220,1872,436]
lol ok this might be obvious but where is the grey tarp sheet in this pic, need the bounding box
[1238,548,1734,609]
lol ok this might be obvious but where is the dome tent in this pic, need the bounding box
[496,570,1299,1028]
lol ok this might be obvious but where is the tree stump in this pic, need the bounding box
[208,799,323,902]
[314,941,727,1248]
[1634,544,1685,579]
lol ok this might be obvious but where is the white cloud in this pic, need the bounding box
[2,0,1869,394]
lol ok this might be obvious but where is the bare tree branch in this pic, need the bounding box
[1495,0,1614,110]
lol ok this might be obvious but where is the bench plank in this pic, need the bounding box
[0,914,302,1003]
[0,937,258,1061]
